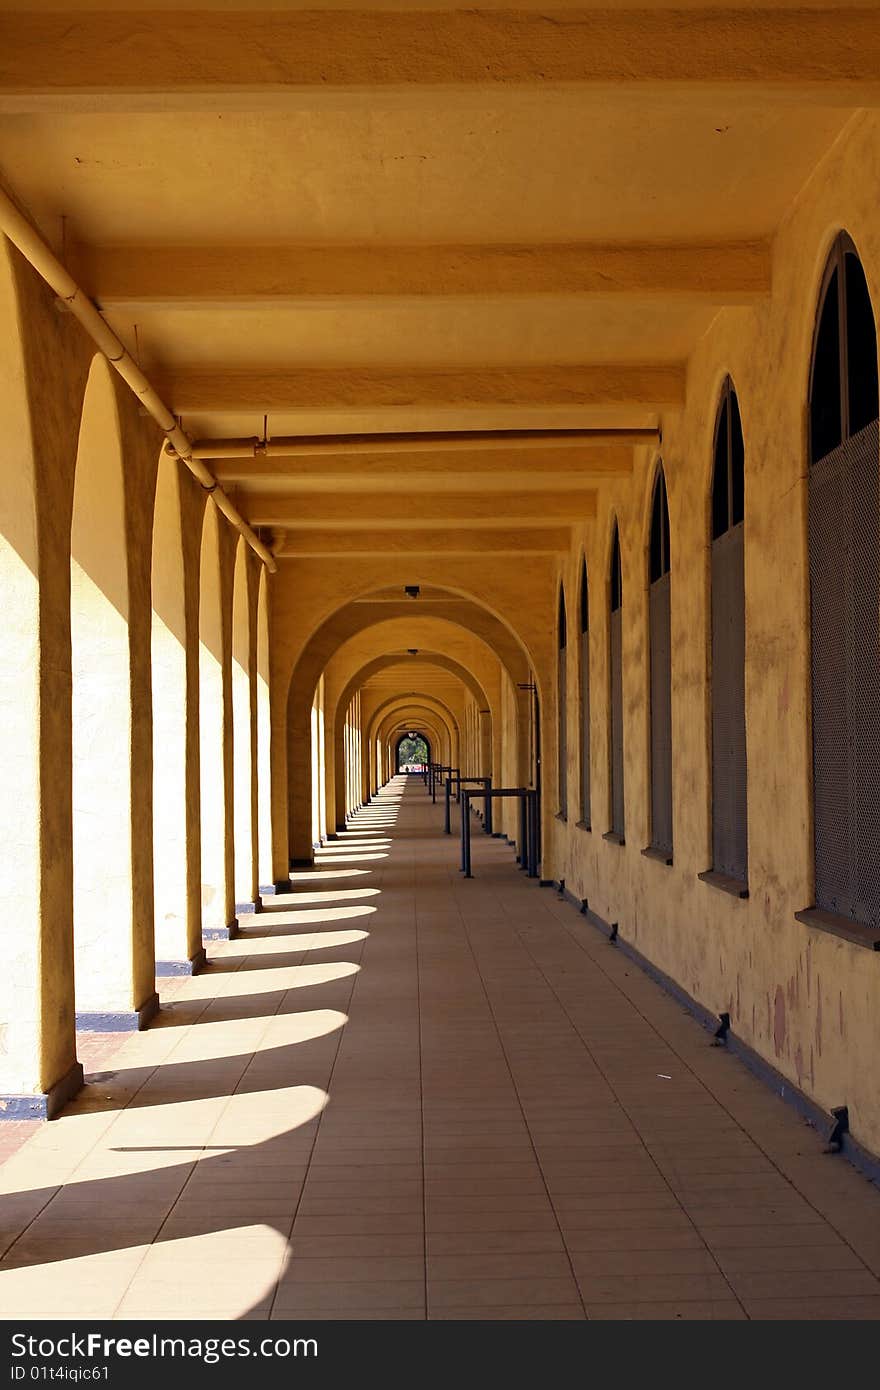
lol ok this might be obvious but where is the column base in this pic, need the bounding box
[0,1061,85,1122]
[234,898,262,916]
[156,948,207,977]
[290,857,314,870]
[75,991,160,1033]
[202,919,239,942]
[259,881,292,896]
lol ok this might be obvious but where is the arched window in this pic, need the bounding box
[579,559,591,828]
[647,469,673,862]
[806,235,879,933]
[606,524,625,843]
[557,586,567,818]
[707,378,748,890]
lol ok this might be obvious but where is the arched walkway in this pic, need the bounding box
[2,777,879,1320]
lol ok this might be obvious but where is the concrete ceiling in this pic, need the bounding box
[0,3,864,560]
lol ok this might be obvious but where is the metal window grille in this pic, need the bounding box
[608,529,624,838]
[710,379,748,885]
[581,629,591,826]
[558,589,567,817]
[648,473,673,857]
[711,523,748,881]
[580,561,591,825]
[649,572,673,857]
[610,608,624,837]
[809,418,880,928]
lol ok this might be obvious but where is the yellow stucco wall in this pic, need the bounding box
[549,111,880,1155]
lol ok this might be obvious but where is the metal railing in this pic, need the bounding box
[460,787,539,879]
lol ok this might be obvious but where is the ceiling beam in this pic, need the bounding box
[159,365,684,413]
[247,491,592,525]
[273,527,572,555]
[212,448,633,485]
[78,242,772,305]
[1,11,879,109]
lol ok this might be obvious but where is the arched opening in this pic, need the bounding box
[199,502,233,937]
[579,558,591,830]
[232,539,257,908]
[0,244,78,1100]
[647,467,673,862]
[557,585,567,819]
[151,452,200,969]
[607,523,625,843]
[283,586,533,868]
[807,234,880,931]
[71,356,153,1023]
[256,568,273,890]
[396,732,430,771]
[310,676,327,849]
[708,377,748,888]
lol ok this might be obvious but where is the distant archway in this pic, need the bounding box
[396,732,430,772]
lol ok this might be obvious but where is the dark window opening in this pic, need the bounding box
[609,524,625,839]
[810,267,842,463]
[846,252,880,436]
[557,585,567,818]
[710,377,749,886]
[808,235,880,932]
[579,558,591,827]
[610,526,622,612]
[648,470,673,859]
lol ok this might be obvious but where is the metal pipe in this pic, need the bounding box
[182,427,660,461]
[0,186,276,572]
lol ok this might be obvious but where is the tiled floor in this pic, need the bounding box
[1,775,880,1320]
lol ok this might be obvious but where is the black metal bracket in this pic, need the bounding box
[824,1105,849,1154]
[608,922,618,944]
[711,1011,731,1047]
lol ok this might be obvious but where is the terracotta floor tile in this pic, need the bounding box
[586,1301,746,1321]
[743,1296,880,1320]
[2,778,879,1322]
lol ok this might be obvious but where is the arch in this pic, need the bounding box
[395,732,431,772]
[71,354,155,1023]
[368,691,460,748]
[708,376,748,886]
[373,700,456,755]
[232,538,258,906]
[256,567,273,888]
[322,620,503,814]
[310,675,327,849]
[807,233,880,930]
[151,451,201,968]
[380,712,450,772]
[557,583,568,818]
[578,555,591,828]
[199,501,234,936]
[607,519,625,842]
[376,708,452,789]
[284,595,526,866]
[0,241,78,1100]
[647,465,673,861]
[329,647,495,828]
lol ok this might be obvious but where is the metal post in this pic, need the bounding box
[527,791,539,877]
[444,776,452,834]
[461,791,473,878]
[484,779,493,834]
